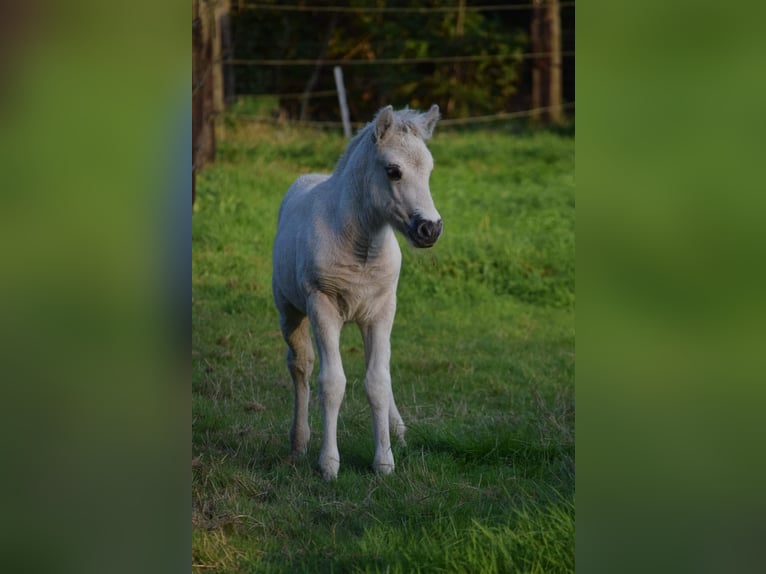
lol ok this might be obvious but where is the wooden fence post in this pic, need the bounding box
[530,0,544,125]
[192,0,220,205]
[546,0,564,124]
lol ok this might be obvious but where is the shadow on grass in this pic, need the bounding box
[412,431,571,465]
[404,424,574,492]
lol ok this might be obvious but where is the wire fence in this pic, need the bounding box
[193,0,575,186]
[231,101,575,130]
[237,2,575,13]
[223,1,573,128]
[225,51,575,67]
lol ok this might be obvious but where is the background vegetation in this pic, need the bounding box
[228,0,574,121]
[192,118,574,572]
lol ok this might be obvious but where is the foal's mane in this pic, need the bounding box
[332,123,375,177]
[332,108,429,177]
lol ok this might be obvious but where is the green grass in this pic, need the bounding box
[192,121,574,573]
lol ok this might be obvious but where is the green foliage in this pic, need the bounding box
[230,1,529,120]
[192,122,574,572]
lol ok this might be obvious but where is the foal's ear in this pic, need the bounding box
[373,105,395,143]
[420,104,441,140]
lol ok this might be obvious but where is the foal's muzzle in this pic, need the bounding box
[408,215,443,248]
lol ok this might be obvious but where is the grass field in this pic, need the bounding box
[192,119,575,573]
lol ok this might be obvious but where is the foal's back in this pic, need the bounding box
[275,173,330,238]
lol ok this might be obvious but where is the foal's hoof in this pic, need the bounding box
[319,455,340,482]
[290,443,309,463]
[393,427,407,447]
[321,468,338,482]
[374,462,395,476]
[290,428,310,457]
[373,453,395,476]
[290,448,307,462]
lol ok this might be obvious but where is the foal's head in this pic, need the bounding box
[370,105,443,248]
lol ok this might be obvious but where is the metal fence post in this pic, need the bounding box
[333,66,352,138]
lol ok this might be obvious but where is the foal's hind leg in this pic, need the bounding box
[389,395,407,447]
[279,307,315,456]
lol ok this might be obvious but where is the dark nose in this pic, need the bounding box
[414,217,443,246]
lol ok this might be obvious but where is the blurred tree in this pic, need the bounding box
[229,0,531,121]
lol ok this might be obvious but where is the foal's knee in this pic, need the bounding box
[364,369,392,410]
[287,348,314,378]
[318,369,346,405]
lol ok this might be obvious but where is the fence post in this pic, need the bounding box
[192,0,218,205]
[530,0,544,125]
[546,0,564,124]
[333,66,352,138]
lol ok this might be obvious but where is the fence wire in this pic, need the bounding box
[225,51,574,67]
[197,1,575,136]
[238,2,575,14]
[229,101,574,129]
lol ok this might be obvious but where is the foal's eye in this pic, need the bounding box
[385,164,402,181]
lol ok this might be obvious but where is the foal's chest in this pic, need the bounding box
[314,258,399,321]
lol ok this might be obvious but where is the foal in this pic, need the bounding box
[272,105,443,480]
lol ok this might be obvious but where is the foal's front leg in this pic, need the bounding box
[308,292,346,481]
[360,312,399,475]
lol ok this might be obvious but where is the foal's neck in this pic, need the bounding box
[346,205,391,265]
[340,179,390,264]
[333,130,391,264]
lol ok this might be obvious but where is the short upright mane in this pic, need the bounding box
[332,108,432,177]
[383,108,434,140]
[332,121,375,176]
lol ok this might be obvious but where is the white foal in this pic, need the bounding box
[272,105,443,480]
